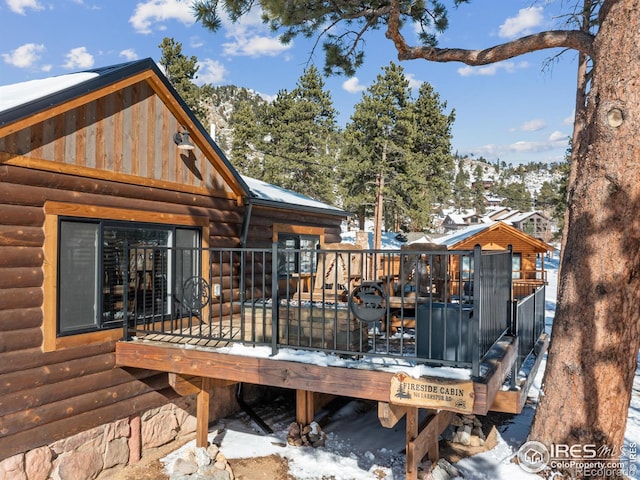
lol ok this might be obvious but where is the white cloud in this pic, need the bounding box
[457,60,528,77]
[2,42,45,68]
[6,0,44,15]
[469,132,569,160]
[548,130,568,142]
[520,119,546,132]
[190,36,204,48]
[195,58,227,85]
[219,6,292,57]
[342,77,366,94]
[129,0,195,34]
[222,35,291,57]
[63,47,94,69]
[499,7,544,39]
[405,73,423,90]
[119,49,138,61]
[564,113,575,125]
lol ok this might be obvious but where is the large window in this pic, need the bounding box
[57,218,200,336]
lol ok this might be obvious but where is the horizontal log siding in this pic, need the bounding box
[0,82,230,195]
[247,205,344,248]
[0,164,243,460]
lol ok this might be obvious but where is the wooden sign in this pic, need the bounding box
[390,372,475,414]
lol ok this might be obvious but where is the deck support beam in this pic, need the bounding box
[196,377,212,448]
[378,402,410,428]
[296,389,315,425]
[405,408,455,480]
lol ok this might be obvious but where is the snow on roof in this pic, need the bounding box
[445,213,467,224]
[0,72,99,112]
[435,221,495,248]
[509,211,546,223]
[241,175,346,215]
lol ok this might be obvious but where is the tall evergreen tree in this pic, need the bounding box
[404,82,455,229]
[340,62,414,239]
[158,37,207,125]
[229,100,262,178]
[471,164,486,214]
[257,66,339,203]
[451,159,471,212]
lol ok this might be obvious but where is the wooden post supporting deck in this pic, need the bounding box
[379,403,455,480]
[296,389,315,425]
[196,377,212,448]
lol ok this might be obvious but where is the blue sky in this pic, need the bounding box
[1,0,578,166]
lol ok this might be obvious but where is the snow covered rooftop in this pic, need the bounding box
[435,222,496,248]
[242,175,347,215]
[0,72,99,113]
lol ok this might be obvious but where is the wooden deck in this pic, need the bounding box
[115,331,525,480]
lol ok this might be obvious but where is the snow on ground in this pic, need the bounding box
[161,244,640,479]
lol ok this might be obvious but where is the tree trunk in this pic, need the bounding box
[530,0,640,473]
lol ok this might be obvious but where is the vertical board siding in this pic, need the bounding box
[0,81,229,193]
[84,101,97,169]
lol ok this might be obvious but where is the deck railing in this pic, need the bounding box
[121,244,526,377]
[512,284,546,376]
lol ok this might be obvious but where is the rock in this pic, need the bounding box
[54,450,103,480]
[103,438,130,469]
[469,435,485,447]
[430,459,461,480]
[207,444,220,460]
[453,425,472,446]
[25,447,52,480]
[0,453,26,480]
[103,418,130,443]
[142,410,179,449]
[194,447,211,467]
[450,415,464,427]
[171,458,198,476]
[471,426,486,440]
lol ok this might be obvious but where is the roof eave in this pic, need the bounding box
[247,197,350,218]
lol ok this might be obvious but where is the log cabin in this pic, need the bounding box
[435,220,553,299]
[0,58,350,477]
[0,59,549,480]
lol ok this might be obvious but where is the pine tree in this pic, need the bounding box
[256,67,339,203]
[340,62,414,241]
[158,37,207,125]
[452,159,471,212]
[229,100,262,178]
[471,164,486,214]
[404,82,455,229]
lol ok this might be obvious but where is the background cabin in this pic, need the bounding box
[435,221,553,299]
[0,58,347,474]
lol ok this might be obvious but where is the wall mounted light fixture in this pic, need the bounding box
[173,130,195,150]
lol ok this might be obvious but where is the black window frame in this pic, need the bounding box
[56,217,201,336]
[277,233,320,277]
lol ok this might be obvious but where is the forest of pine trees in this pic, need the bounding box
[159,37,568,235]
